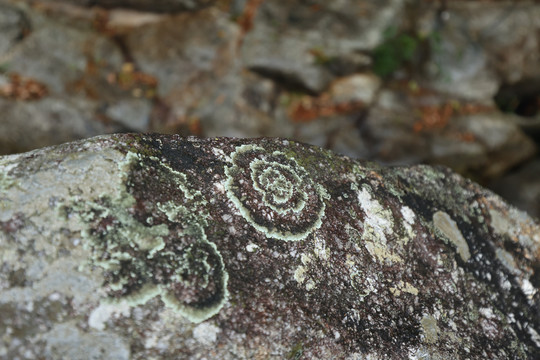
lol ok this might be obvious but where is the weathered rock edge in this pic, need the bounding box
[1,133,539,359]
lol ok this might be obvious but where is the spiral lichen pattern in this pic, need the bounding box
[225,144,327,241]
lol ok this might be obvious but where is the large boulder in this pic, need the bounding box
[1,134,539,359]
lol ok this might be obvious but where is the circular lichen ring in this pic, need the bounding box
[160,239,229,323]
[225,144,327,241]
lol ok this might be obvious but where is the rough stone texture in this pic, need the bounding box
[0,97,125,154]
[125,7,240,113]
[362,91,537,178]
[0,0,537,185]
[490,159,540,221]
[241,0,405,94]
[21,0,215,13]
[429,1,540,86]
[0,3,28,59]
[1,134,539,359]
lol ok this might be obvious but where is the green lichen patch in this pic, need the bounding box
[63,151,228,323]
[160,239,228,323]
[224,144,328,241]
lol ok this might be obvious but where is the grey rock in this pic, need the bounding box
[511,113,540,142]
[329,74,381,105]
[364,91,537,178]
[428,41,499,102]
[5,20,123,95]
[126,7,239,102]
[0,4,159,153]
[429,113,537,178]
[19,0,215,13]
[490,159,540,221]
[418,1,540,94]
[105,98,152,132]
[0,3,28,61]
[1,134,539,359]
[97,0,214,12]
[241,0,405,93]
[0,97,122,154]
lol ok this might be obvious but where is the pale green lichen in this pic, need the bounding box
[64,151,228,323]
[224,144,328,241]
[433,211,471,262]
[389,280,418,296]
[160,239,229,323]
[69,193,170,260]
[251,160,303,212]
[0,165,15,190]
[421,314,439,344]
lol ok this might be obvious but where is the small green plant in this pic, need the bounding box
[0,62,10,73]
[372,27,420,78]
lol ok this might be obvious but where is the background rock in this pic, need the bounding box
[21,0,216,13]
[0,0,538,217]
[0,97,123,154]
[241,0,404,93]
[0,3,29,59]
[490,160,540,220]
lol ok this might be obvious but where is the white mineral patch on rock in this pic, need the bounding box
[294,265,307,284]
[88,301,132,331]
[357,186,393,238]
[246,243,259,252]
[528,327,540,348]
[193,322,221,345]
[357,186,402,263]
[521,278,536,300]
[401,206,416,225]
[400,205,416,244]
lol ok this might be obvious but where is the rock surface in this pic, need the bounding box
[489,159,540,221]
[1,134,539,359]
[22,0,215,13]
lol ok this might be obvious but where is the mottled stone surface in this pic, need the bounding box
[1,0,538,189]
[1,134,540,359]
[25,0,215,13]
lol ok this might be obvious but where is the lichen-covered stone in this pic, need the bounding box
[1,134,539,359]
